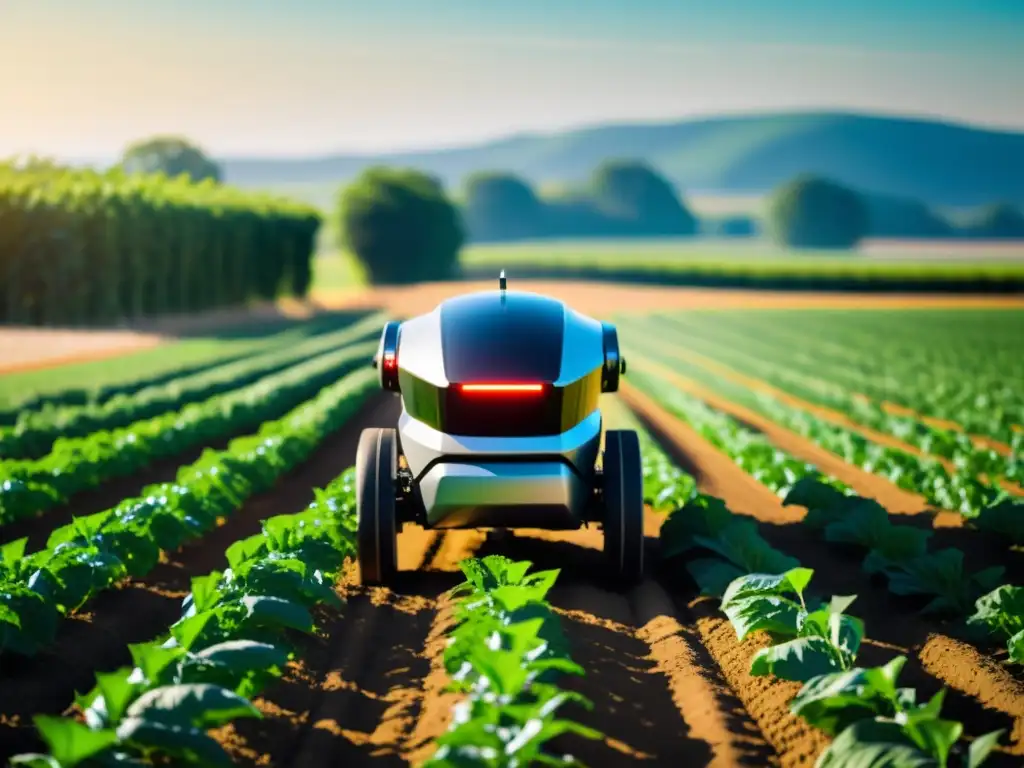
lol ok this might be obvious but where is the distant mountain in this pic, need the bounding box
[219,111,1024,208]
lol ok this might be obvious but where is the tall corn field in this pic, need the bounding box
[0,163,321,326]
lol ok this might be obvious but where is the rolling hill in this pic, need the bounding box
[220,111,1024,209]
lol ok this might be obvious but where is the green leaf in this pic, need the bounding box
[193,640,289,674]
[242,595,314,633]
[32,715,118,767]
[721,569,813,609]
[127,641,185,686]
[790,667,899,736]
[750,636,845,681]
[783,476,849,514]
[967,730,1004,768]
[115,717,233,768]
[817,719,936,768]
[687,558,745,598]
[124,683,260,729]
[1,536,29,563]
[722,595,802,641]
[87,669,140,727]
[1008,629,1024,664]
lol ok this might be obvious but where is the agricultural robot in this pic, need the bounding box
[359,273,643,586]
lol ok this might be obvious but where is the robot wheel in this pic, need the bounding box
[355,427,399,586]
[600,430,645,585]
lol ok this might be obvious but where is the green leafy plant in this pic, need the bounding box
[792,657,1003,767]
[10,466,362,767]
[425,556,602,768]
[720,568,863,681]
[0,366,376,658]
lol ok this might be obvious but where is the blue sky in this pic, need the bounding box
[1,0,1022,159]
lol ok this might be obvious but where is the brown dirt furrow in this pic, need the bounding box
[620,385,1023,761]
[688,602,825,768]
[662,343,1018,465]
[919,635,1024,754]
[0,392,401,762]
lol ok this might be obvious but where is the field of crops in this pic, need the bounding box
[0,298,1021,767]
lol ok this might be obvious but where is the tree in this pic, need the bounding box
[589,160,698,236]
[462,172,546,241]
[120,136,222,183]
[767,175,868,249]
[966,202,1024,239]
[863,193,953,238]
[338,167,464,285]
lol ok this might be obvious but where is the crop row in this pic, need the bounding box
[0,367,377,658]
[0,339,378,527]
[8,464,365,768]
[0,351,259,427]
[0,313,385,460]
[423,555,599,767]
[630,310,1022,443]
[619,330,1022,526]
[623,314,1021,481]
[626,368,1023,665]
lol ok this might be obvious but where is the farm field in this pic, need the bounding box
[0,286,1022,767]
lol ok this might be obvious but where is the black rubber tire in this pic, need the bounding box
[602,429,645,585]
[356,427,399,586]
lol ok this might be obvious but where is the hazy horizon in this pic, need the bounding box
[3,0,1023,161]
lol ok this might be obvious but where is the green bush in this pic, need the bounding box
[590,160,698,236]
[338,167,464,284]
[463,172,546,242]
[767,175,868,249]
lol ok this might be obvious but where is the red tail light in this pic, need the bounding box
[458,382,545,395]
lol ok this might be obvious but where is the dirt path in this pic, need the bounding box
[621,384,1024,760]
[0,393,401,761]
[316,281,1024,319]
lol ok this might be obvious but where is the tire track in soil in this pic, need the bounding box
[0,392,402,762]
[621,384,1024,762]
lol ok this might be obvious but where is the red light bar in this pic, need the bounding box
[459,383,544,394]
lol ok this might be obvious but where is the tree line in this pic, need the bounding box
[339,162,1024,286]
[0,138,319,326]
